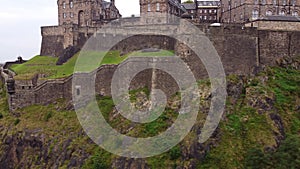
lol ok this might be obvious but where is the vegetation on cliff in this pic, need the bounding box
[0,56,299,168]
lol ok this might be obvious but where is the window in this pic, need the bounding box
[204,10,207,13]
[252,9,259,19]
[241,0,244,5]
[266,10,273,16]
[70,12,74,18]
[156,3,160,11]
[273,0,277,5]
[209,9,212,13]
[255,0,259,4]
[234,2,237,8]
[292,0,296,6]
[279,10,286,15]
[262,0,266,5]
[75,86,81,96]
[282,0,286,5]
[204,16,207,20]
[293,11,299,16]
[148,3,151,11]
[63,13,67,18]
[70,1,74,8]
[63,2,66,9]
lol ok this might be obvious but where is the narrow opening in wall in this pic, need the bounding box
[75,86,81,96]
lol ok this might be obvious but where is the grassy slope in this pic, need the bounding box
[1,62,299,168]
[10,50,175,80]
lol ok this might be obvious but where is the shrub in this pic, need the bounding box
[14,118,20,125]
[169,146,181,160]
[44,112,53,122]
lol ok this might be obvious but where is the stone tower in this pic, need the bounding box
[41,0,121,57]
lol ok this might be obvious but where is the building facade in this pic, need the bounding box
[41,0,121,57]
[140,0,186,16]
[57,0,121,27]
[221,0,300,23]
[196,0,221,22]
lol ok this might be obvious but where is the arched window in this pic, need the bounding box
[70,1,74,8]
[148,3,151,12]
[63,13,67,18]
[266,10,273,16]
[280,10,286,15]
[292,0,296,6]
[63,1,66,9]
[262,0,266,5]
[252,9,259,19]
[282,0,286,5]
[156,3,160,11]
[292,11,299,16]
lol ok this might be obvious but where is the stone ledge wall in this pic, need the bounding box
[259,30,300,66]
[8,24,300,111]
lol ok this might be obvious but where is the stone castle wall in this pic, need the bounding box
[4,23,300,111]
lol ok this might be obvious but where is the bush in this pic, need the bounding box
[244,148,270,169]
[44,112,53,122]
[84,147,111,169]
[273,135,300,168]
[244,135,300,168]
[169,146,181,160]
[14,118,20,125]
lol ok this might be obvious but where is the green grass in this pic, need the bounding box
[130,50,175,57]
[10,50,175,80]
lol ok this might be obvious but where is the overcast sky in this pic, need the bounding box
[0,0,139,63]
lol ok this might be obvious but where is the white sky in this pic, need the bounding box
[0,0,140,63]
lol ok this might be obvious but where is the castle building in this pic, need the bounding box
[140,0,186,16]
[221,0,300,23]
[181,2,197,19]
[41,0,121,57]
[57,0,121,27]
[196,0,221,22]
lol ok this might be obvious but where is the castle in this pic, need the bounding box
[41,0,300,58]
[41,0,121,57]
[1,0,300,111]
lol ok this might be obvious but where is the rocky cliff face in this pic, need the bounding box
[0,56,299,169]
[0,126,91,168]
